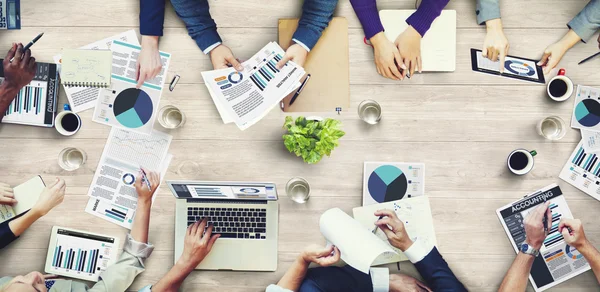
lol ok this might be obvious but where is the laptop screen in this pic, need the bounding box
[168,182,278,201]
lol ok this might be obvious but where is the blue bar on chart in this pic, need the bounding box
[5,86,45,116]
[249,54,282,91]
[104,207,127,222]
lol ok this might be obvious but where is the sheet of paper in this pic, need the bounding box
[92,40,171,135]
[320,208,397,274]
[85,128,172,229]
[53,30,139,113]
[353,196,436,264]
[580,129,600,153]
[363,162,425,206]
[559,140,600,201]
[571,85,600,132]
[201,42,304,130]
[497,184,590,291]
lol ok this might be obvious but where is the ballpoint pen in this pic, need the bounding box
[372,215,384,234]
[10,32,44,62]
[140,168,152,190]
[578,51,600,65]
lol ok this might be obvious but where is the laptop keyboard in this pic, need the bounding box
[187,207,267,240]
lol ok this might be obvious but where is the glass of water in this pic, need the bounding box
[286,177,311,203]
[158,105,186,129]
[358,99,382,125]
[537,116,567,140]
[58,147,87,171]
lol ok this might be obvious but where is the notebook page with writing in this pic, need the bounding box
[61,50,112,87]
[320,208,397,273]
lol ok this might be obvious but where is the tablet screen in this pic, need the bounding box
[471,49,545,83]
[46,228,118,282]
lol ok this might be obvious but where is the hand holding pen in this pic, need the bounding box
[373,209,413,252]
[135,168,159,203]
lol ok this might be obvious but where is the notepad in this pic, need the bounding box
[60,50,112,87]
[0,176,45,223]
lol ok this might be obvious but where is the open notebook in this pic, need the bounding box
[60,49,112,87]
[0,176,45,223]
[320,208,397,273]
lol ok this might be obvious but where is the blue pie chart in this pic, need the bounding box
[368,165,408,203]
[575,99,600,127]
[504,60,536,77]
[113,88,153,128]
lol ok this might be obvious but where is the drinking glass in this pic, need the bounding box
[358,100,382,125]
[537,116,567,140]
[58,147,87,171]
[286,177,311,203]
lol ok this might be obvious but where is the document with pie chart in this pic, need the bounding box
[571,85,600,132]
[363,162,425,206]
[93,40,171,134]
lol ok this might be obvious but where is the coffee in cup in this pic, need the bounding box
[55,105,81,136]
[547,69,573,101]
[507,149,537,175]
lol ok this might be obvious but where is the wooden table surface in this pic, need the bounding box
[0,0,599,291]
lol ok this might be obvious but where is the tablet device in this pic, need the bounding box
[470,48,545,84]
[45,226,120,282]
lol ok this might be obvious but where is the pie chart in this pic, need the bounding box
[575,99,600,127]
[368,165,408,203]
[504,60,535,77]
[113,88,153,128]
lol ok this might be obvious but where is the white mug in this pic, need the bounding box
[547,69,574,102]
[507,149,537,175]
[55,106,81,136]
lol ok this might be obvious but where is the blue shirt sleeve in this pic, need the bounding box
[140,0,166,36]
[0,220,17,249]
[292,0,339,51]
[567,0,600,42]
[170,0,222,53]
[476,0,501,25]
[413,247,467,292]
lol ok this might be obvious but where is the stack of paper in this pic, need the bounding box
[202,42,304,130]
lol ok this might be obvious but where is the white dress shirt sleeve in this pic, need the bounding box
[370,267,390,292]
[404,239,434,263]
[265,284,293,292]
[292,38,311,52]
[203,42,222,55]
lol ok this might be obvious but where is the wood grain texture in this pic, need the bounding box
[1,0,600,291]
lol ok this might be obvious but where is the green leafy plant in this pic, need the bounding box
[283,116,345,164]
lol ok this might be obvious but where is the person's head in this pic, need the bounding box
[1,272,47,292]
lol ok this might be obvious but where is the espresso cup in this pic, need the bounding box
[55,110,81,136]
[507,149,537,175]
[547,69,574,102]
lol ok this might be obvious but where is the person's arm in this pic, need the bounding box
[560,218,600,284]
[137,0,167,88]
[476,0,509,69]
[273,244,340,291]
[130,169,159,243]
[0,43,36,121]
[476,0,501,25]
[499,202,551,292]
[374,209,466,291]
[537,29,581,74]
[567,0,600,44]
[140,0,166,37]
[349,0,383,40]
[150,218,220,292]
[406,0,450,38]
[169,0,221,54]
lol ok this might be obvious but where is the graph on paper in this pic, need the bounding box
[560,141,600,201]
[105,128,172,170]
[48,228,117,281]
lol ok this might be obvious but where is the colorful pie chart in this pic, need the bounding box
[368,165,408,203]
[504,60,535,77]
[575,99,600,127]
[113,88,153,128]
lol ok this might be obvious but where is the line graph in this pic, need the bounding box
[105,128,172,170]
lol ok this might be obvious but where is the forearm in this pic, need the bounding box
[276,256,310,291]
[560,29,584,49]
[170,0,221,52]
[140,0,166,36]
[579,241,600,284]
[350,0,383,40]
[0,81,20,121]
[292,0,337,50]
[151,261,195,292]
[8,210,42,237]
[567,0,600,42]
[498,252,535,292]
[130,199,151,243]
[406,0,450,37]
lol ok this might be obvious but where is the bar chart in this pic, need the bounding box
[1,79,48,125]
[249,53,282,91]
[48,228,116,281]
[560,141,600,201]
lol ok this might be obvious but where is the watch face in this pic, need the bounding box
[521,243,529,253]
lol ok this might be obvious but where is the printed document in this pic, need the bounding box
[53,30,139,113]
[92,40,171,135]
[85,128,172,229]
[202,42,304,130]
[320,208,397,273]
[353,196,436,264]
[496,184,590,292]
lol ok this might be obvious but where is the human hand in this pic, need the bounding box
[559,218,590,249]
[538,30,580,75]
[136,36,163,89]
[0,183,17,205]
[300,244,341,267]
[178,218,220,269]
[483,19,509,73]
[370,32,404,80]
[276,43,308,69]
[374,209,413,251]
[524,202,551,250]
[31,178,66,216]
[210,44,243,71]
[389,273,432,292]
[395,26,422,77]
[2,43,36,90]
[134,168,159,203]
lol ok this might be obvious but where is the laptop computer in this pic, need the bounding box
[379,10,456,72]
[168,180,278,271]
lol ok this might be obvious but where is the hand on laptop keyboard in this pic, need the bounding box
[179,218,220,268]
[188,207,267,240]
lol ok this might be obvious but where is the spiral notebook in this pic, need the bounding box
[60,49,112,87]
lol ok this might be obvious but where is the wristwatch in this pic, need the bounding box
[521,243,540,257]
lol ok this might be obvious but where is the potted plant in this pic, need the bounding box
[282,116,345,164]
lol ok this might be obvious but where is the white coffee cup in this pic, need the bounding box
[55,110,82,136]
[547,68,574,102]
[507,149,537,175]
